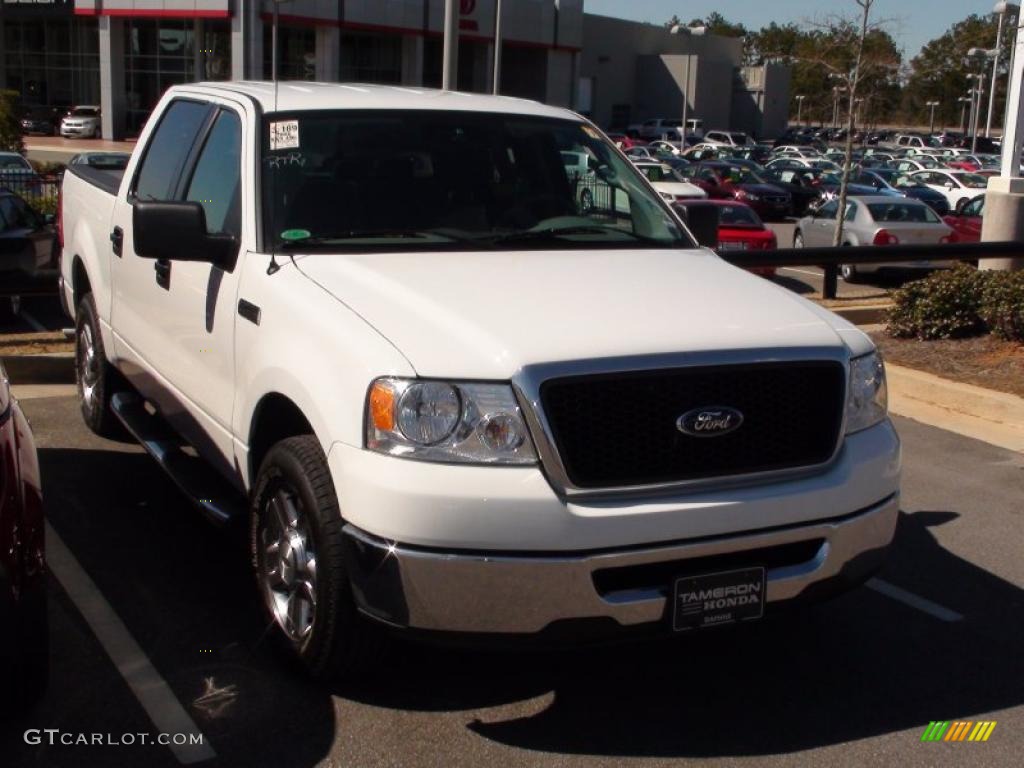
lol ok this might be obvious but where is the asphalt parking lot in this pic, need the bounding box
[1,392,1022,768]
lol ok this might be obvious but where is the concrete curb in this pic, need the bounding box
[2,353,75,385]
[831,304,892,326]
[886,364,1024,453]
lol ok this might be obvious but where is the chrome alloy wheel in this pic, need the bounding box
[259,487,318,646]
[77,323,100,410]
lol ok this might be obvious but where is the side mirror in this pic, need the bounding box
[674,203,719,248]
[133,201,237,267]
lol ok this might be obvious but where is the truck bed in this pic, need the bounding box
[65,164,125,197]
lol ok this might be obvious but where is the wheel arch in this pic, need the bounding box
[247,392,319,484]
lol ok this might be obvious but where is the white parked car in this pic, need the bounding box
[632,161,707,202]
[908,169,989,210]
[793,196,956,282]
[59,82,899,678]
[771,145,823,159]
[766,157,841,172]
[60,106,101,138]
[704,130,755,148]
[891,157,945,173]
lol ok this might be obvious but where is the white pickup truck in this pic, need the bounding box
[59,82,900,678]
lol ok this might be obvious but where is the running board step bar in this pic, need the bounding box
[110,392,245,525]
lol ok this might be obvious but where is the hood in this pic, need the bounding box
[739,183,789,197]
[294,248,850,380]
[651,180,707,198]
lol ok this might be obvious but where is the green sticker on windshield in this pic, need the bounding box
[280,229,311,241]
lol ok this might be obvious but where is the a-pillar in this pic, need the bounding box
[99,16,127,140]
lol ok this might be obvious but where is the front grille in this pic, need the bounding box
[539,361,846,489]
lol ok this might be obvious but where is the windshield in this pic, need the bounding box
[638,164,683,183]
[261,111,691,251]
[716,165,765,184]
[0,155,31,171]
[716,204,762,228]
[867,203,941,224]
[71,107,98,117]
[954,173,989,189]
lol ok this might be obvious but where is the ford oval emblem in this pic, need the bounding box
[677,406,744,438]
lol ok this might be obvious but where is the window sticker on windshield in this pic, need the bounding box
[280,229,311,242]
[270,120,299,150]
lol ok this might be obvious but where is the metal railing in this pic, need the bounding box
[716,241,1024,298]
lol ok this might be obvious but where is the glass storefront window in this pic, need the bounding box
[339,33,402,84]
[1,18,100,112]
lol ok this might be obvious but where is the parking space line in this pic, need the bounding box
[45,522,217,764]
[779,267,823,278]
[866,577,964,622]
[19,310,48,333]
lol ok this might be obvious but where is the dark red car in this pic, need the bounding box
[679,161,792,221]
[0,360,47,715]
[943,195,983,243]
[606,132,647,150]
[675,199,778,277]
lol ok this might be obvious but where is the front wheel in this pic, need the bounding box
[250,436,378,681]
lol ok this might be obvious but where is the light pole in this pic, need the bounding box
[670,25,706,144]
[958,95,973,133]
[442,0,459,91]
[926,100,940,134]
[967,71,987,151]
[493,0,503,94]
[988,3,1021,137]
[795,94,806,126]
[832,86,847,129]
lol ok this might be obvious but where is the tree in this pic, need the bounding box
[0,90,24,154]
[902,14,1010,130]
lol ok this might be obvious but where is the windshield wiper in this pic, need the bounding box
[484,225,659,246]
[278,229,479,246]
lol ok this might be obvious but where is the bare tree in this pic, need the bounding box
[833,0,875,247]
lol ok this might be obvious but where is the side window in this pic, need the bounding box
[0,197,14,231]
[817,200,839,219]
[185,110,242,238]
[844,203,857,222]
[133,100,212,201]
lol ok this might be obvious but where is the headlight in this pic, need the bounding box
[846,352,888,434]
[366,378,538,465]
[742,192,761,201]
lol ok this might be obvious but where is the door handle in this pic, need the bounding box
[154,259,171,290]
[110,226,123,257]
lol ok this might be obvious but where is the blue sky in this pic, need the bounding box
[583,1,999,59]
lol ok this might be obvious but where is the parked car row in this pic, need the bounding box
[19,105,102,139]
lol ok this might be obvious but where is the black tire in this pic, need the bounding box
[75,293,122,437]
[841,264,862,283]
[250,436,378,681]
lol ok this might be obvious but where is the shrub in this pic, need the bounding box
[886,264,992,340]
[980,270,1024,342]
[0,89,24,154]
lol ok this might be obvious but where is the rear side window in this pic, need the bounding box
[185,110,242,237]
[133,100,212,201]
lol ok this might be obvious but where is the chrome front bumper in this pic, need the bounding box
[342,493,899,635]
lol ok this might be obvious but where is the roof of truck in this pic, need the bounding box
[176,81,580,121]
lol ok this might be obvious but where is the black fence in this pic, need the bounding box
[0,172,61,215]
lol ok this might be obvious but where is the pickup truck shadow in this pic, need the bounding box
[29,445,337,768]
[343,508,1024,757]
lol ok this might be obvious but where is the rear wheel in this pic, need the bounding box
[841,264,862,283]
[251,436,378,681]
[75,294,122,437]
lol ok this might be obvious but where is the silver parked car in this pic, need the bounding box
[793,196,956,283]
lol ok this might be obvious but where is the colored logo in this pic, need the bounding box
[921,721,997,742]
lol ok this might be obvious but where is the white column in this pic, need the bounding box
[99,16,126,140]
[316,26,340,82]
[232,0,264,80]
[1000,14,1024,178]
[401,35,424,86]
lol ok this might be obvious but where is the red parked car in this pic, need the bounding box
[675,199,778,277]
[943,194,983,243]
[0,360,47,715]
[679,161,792,221]
[606,132,647,150]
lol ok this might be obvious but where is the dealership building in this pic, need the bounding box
[0,0,789,139]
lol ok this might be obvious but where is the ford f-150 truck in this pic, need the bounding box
[59,82,900,679]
